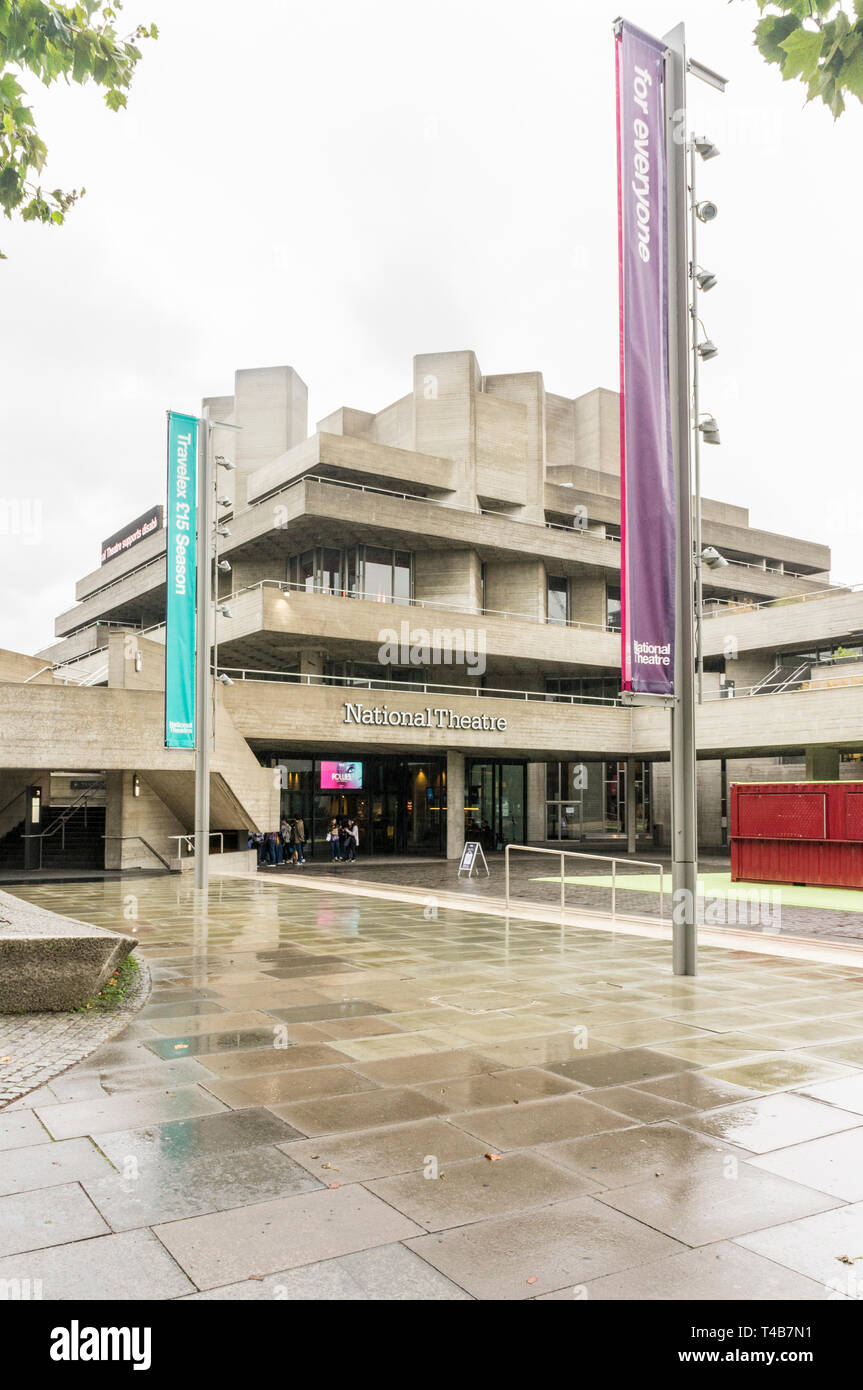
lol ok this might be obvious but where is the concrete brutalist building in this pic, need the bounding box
[3,351,861,870]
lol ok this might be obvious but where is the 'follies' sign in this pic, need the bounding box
[615,20,675,697]
[165,412,198,749]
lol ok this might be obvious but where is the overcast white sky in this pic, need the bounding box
[1,0,861,655]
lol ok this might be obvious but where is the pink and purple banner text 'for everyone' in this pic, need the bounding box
[615,20,676,697]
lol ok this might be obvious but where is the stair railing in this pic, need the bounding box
[20,788,103,870]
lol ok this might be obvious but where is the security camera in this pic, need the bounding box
[699,416,721,445]
[694,136,720,161]
[696,201,719,223]
[702,546,730,570]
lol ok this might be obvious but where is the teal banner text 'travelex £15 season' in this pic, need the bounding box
[165,411,198,749]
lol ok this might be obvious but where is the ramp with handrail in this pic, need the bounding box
[504,844,667,925]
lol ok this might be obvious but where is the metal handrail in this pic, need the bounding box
[102,835,174,871]
[61,551,166,611]
[701,581,860,619]
[707,671,847,701]
[773,660,811,695]
[216,666,624,706]
[750,664,782,695]
[168,832,224,866]
[20,789,102,869]
[222,577,616,634]
[504,843,665,925]
[31,790,96,841]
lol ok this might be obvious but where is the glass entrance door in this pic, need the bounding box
[466,762,525,850]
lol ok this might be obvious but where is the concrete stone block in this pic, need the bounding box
[0,889,136,1013]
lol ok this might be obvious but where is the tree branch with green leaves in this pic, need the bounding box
[0,1,156,257]
[749,0,863,117]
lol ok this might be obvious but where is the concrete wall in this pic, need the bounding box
[527,762,546,841]
[0,649,57,684]
[368,394,413,449]
[234,366,308,504]
[572,388,621,477]
[483,560,545,623]
[0,770,41,840]
[570,576,607,627]
[104,769,186,870]
[483,373,545,524]
[475,392,528,508]
[413,350,481,509]
[107,632,165,691]
[414,550,482,613]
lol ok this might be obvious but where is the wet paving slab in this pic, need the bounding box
[83,1146,323,1230]
[4,871,863,1300]
[405,1195,683,1300]
[143,1028,292,1060]
[199,1065,383,1108]
[139,1000,229,1020]
[94,1106,305,1168]
[0,1137,113,1196]
[180,1242,471,1301]
[267,1001,391,1023]
[152,1185,424,1290]
[548,1241,834,1301]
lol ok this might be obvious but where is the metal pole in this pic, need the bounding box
[625,756,637,854]
[212,457,219,742]
[193,415,212,893]
[505,843,510,912]
[690,137,704,706]
[664,22,698,975]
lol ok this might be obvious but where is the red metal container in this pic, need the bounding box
[730,782,863,889]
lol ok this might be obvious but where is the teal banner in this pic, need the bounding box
[165,411,198,749]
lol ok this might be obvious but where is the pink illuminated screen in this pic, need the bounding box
[320,761,363,791]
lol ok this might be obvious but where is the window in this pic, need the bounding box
[288,550,315,591]
[545,676,618,704]
[394,551,411,604]
[361,547,413,604]
[547,575,568,626]
[325,660,426,689]
[319,547,342,594]
[285,547,413,603]
[364,546,394,602]
[606,583,621,632]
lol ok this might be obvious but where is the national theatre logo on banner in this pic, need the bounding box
[165,411,198,749]
[615,19,676,697]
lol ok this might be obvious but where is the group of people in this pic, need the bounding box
[249,814,361,864]
[250,816,307,866]
[328,817,359,862]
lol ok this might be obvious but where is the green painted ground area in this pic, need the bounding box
[530,870,863,913]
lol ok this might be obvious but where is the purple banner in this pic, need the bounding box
[615,20,675,696]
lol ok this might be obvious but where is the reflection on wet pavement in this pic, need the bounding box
[1,873,863,1301]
